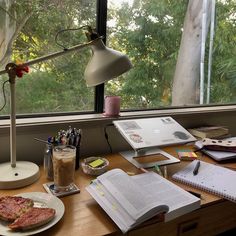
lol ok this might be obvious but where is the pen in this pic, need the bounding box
[193,160,200,175]
[34,137,52,146]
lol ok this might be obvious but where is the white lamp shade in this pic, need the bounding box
[84,39,132,87]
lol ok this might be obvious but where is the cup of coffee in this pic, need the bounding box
[52,145,76,192]
[103,96,121,117]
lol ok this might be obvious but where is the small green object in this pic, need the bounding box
[89,159,105,168]
[154,164,163,176]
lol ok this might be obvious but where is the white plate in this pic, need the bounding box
[0,192,65,236]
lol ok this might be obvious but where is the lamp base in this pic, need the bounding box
[0,161,40,189]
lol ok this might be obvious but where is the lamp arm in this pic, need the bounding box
[0,37,102,76]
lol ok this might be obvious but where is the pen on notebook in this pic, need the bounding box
[193,160,201,176]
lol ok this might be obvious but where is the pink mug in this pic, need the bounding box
[103,96,121,117]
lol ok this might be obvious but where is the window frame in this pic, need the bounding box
[0,0,235,121]
[94,0,107,113]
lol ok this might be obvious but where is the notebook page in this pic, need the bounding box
[172,160,236,202]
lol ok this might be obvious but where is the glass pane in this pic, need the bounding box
[0,0,96,115]
[106,0,236,110]
[209,0,236,104]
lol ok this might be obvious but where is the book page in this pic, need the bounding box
[132,171,200,221]
[97,169,168,220]
[86,180,135,233]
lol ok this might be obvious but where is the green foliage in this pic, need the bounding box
[106,0,236,109]
[1,0,96,115]
[106,0,188,108]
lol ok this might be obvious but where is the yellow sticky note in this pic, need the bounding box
[89,159,105,168]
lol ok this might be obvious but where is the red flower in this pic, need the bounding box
[15,64,29,78]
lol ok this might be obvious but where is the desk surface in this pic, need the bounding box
[1,145,236,236]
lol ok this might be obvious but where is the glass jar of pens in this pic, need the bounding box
[36,127,82,181]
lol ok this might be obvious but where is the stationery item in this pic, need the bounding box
[86,168,200,233]
[177,151,198,161]
[153,164,163,176]
[195,137,236,161]
[81,157,109,176]
[172,160,236,202]
[188,126,229,139]
[193,160,200,175]
[89,158,105,168]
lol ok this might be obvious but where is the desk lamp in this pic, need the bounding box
[0,26,132,189]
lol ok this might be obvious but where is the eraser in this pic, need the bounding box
[178,151,198,161]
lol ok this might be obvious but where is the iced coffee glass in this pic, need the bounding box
[53,145,76,192]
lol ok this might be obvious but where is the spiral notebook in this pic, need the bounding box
[172,160,236,203]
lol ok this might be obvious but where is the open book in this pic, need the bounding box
[86,169,200,233]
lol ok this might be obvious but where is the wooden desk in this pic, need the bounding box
[1,145,236,236]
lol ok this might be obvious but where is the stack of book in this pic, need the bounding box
[188,126,229,139]
[195,137,236,162]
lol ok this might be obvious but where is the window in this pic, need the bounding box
[0,0,235,117]
[106,0,236,109]
[0,0,96,115]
